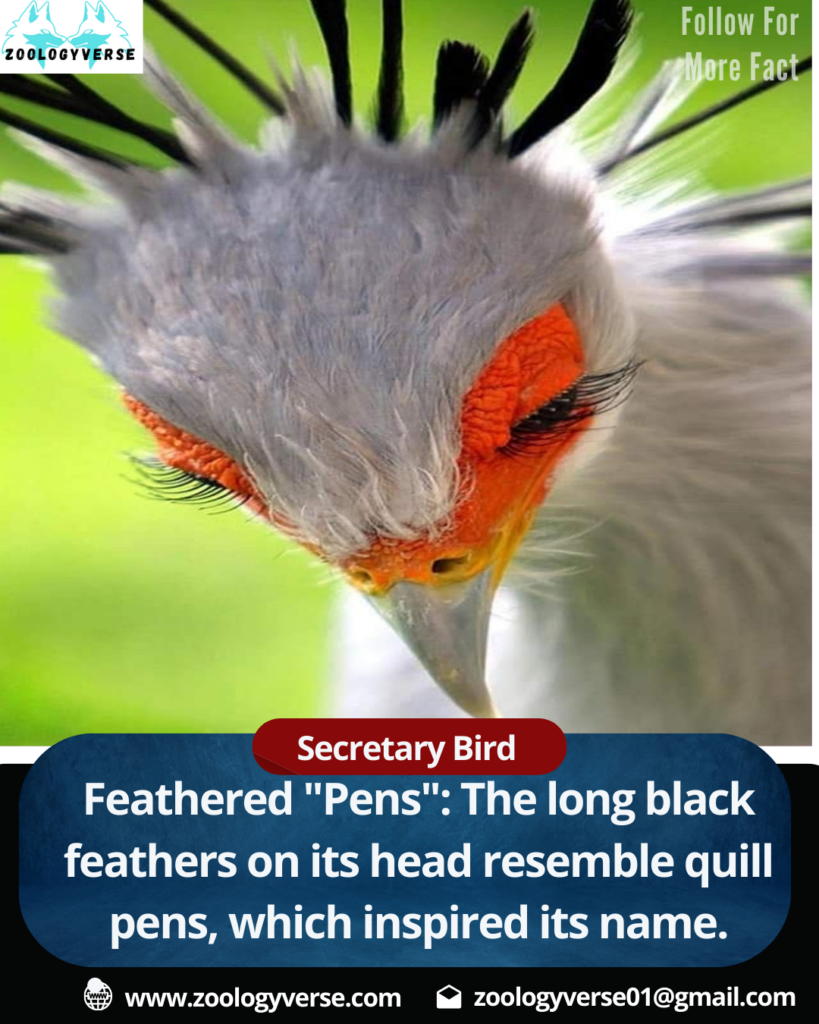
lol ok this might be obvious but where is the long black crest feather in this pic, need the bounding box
[474,10,535,136]
[0,74,189,164]
[600,56,812,174]
[433,43,490,129]
[0,102,130,168]
[507,0,633,157]
[375,0,404,141]
[144,0,284,114]
[309,0,353,126]
[0,241,33,255]
[0,202,71,254]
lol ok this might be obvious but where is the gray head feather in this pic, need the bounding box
[39,62,622,558]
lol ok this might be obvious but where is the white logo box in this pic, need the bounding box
[1,0,143,73]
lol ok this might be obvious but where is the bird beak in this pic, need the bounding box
[365,567,500,718]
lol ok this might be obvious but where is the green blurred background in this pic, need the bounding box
[0,0,810,743]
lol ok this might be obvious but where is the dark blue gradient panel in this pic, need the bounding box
[19,734,789,967]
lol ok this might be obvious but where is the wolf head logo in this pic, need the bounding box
[68,1,131,67]
[2,2,65,68]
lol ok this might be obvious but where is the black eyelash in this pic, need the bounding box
[499,361,640,457]
[128,456,248,514]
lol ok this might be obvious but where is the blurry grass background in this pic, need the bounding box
[0,0,810,743]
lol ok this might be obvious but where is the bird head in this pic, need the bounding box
[119,160,635,716]
[1,0,639,717]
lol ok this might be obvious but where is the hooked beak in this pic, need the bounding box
[365,568,500,718]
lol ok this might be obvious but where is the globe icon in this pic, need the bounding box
[84,978,113,1011]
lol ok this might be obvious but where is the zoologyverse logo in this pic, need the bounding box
[2,0,142,71]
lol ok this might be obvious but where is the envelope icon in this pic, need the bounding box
[437,985,462,1009]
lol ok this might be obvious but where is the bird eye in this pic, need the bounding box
[499,384,582,456]
[122,394,270,519]
[499,363,640,457]
[129,457,248,514]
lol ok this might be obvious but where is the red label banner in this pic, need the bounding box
[253,719,566,776]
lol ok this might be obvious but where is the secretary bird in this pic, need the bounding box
[0,0,810,742]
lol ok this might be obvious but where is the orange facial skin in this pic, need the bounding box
[124,303,588,592]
